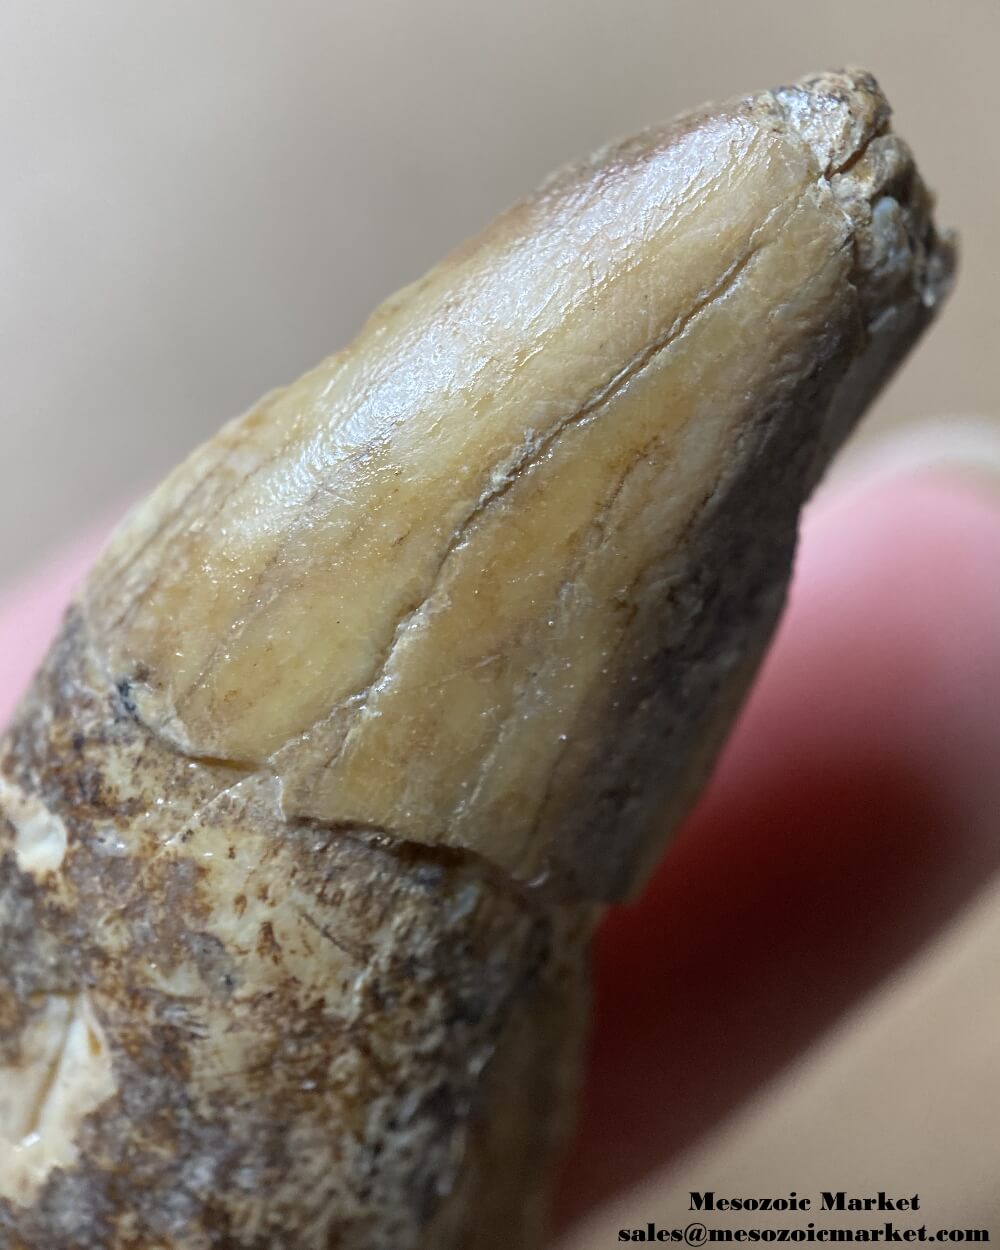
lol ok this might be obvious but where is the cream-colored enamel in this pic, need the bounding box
[283,189,850,870]
[86,106,807,766]
[81,69,950,888]
[0,993,116,1206]
[85,99,832,872]
[0,776,68,877]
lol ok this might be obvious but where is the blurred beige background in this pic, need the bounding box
[1,0,997,581]
[2,1,1000,1242]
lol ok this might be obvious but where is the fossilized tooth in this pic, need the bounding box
[0,69,952,1249]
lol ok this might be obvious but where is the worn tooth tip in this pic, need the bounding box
[774,66,891,175]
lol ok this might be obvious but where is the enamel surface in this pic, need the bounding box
[85,73,951,889]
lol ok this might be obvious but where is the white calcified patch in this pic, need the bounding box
[0,992,116,1206]
[0,775,68,876]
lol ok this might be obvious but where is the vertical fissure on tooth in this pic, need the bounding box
[287,206,800,804]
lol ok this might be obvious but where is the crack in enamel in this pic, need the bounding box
[300,218,784,793]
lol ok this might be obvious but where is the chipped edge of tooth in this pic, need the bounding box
[0,992,117,1207]
[772,67,891,175]
[775,69,956,325]
[0,775,68,878]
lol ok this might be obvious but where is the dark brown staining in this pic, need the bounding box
[256,922,281,963]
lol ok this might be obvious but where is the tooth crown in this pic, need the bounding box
[85,70,952,895]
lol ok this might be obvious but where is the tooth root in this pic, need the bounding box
[1,69,953,1249]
